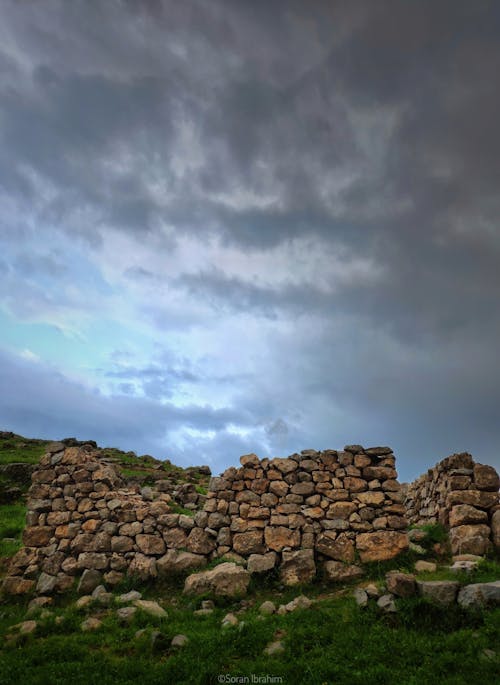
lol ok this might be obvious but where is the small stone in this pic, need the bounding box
[259,601,276,616]
[75,595,93,609]
[193,608,213,616]
[171,634,189,648]
[264,640,285,656]
[81,617,102,632]
[409,542,426,555]
[364,583,380,598]
[414,560,437,573]
[118,590,143,603]
[284,595,312,612]
[385,572,416,598]
[133,600,167,619]
[16,620,37,635]
[323,561,364,583]
[27,597,53,615]
[221,612,238,627]
[377,594,397,613]
[450,560,478,574]
[353,588,368,608]
[201,600,215,610]
[117,607,137,624]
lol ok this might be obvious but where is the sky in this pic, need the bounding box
[1,0,500,482]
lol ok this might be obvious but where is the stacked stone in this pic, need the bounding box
[3,444,210,595]
[405,452,500,555]
[204,446,408,568]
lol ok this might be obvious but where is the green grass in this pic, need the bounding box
[0,502,26,558]
[168,503,194,517]
[0,587,499,685]
[0,440,48,466]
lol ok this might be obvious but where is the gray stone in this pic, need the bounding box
[133,600,167,618]
[377,594,397,613]
[77,569,103,595]
[183,562,250,598]
[81,617,102,632]
[36,572,57,595]
[323,561,364,583]
[457,581,500,609]
[417,581,460,606]
[353,588,368,608]
[117,606,137,624]
[118,590,142,603]
[171,634,189,648]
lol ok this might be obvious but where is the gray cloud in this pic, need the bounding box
[1,1,500,479]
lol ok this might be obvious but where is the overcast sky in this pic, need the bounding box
[1,1,499,481]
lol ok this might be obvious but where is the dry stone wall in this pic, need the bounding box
[405,452,500,555]
[2,443,409,595]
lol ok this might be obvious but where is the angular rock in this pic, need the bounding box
[377,594,397,612]
[356,531,408,563]
[316,533,355,562]
[264,526,300,552]
[491,509,500,550]
[134,599,167,618]
[385,572,416,598]
[323,561,364,583]
[1,577,35,595]
[136,534,165,556]
[233,531,264,555]
[473,464,500,491]
[457,581,500,609]
[247,552,277,574]
[448,505,488,527]
[36,572,57,595]
[280,549,316,586]
[417,580,459,606]
[449,524,491,556]
[183,562,250,597]
[127,553,157,581]
[77,569,102,595]
[414,560,437,573]
[157,550,207,575]
[185,528,216,555]
[353,588,368,608]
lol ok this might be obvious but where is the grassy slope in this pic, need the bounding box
[0,432,499,684]
[0,583,499,685]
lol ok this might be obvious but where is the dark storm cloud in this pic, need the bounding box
[1,1,500,476]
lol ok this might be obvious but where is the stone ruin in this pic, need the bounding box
[1,443,499,596]
[405,452,500,555]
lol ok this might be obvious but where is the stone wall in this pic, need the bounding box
[2,443,409,595]
[405,452,500,555]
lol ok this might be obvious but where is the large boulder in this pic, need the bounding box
[416,581,459,606]
[247,552,277,574]
[183,562,250,597]
[449,524,491,556]
[457,581,500,609]
[280,550,316,586]
[356,531,408,563]
[448,505,488,527]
